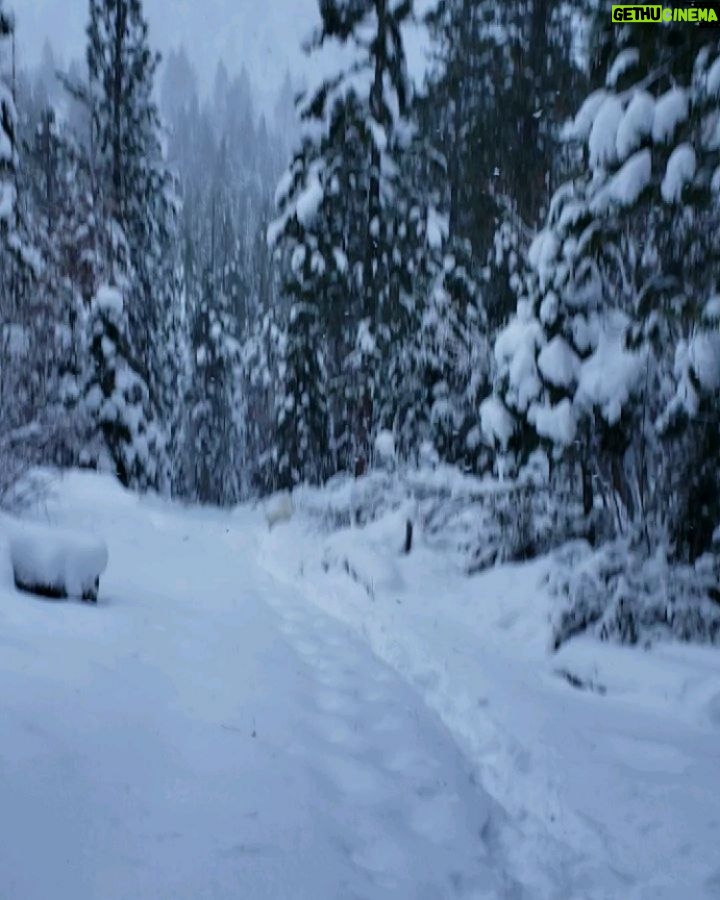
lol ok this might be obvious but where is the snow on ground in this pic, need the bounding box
[2,470,720,899]
[0,471,517,900]
[260,496,720,900]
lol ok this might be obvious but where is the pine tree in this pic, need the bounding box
[425,0,586,327]
[484,16,720,559]
[273,296,329,490]
[270,0,445,473]
[86,283,167,491]
[0,5,15,239]
[188,267,242,505]
[84,0,186,489]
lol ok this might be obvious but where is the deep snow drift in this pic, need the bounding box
[1,470,719,899]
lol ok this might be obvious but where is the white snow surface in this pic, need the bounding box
[7,517,108,599]
[588,96,625,167]
[615,91,655,160]
[594,149,652,211]
[576,316,646,424]
[528,398,577,446]
[1,470,719,899]
[606,48,639,88]
[537,335,581,388]
[661,143,696,203]
[278,480,720,900]
[652,87,689,144]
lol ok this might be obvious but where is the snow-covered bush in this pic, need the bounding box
[417,469,590,573]
[8,519,109,602]
[295,462,592,572]
[549,539,720,649]
[294,471,406,531]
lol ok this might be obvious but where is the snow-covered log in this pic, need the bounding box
[8,521,109,602]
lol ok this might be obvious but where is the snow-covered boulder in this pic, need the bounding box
[8,520,108,602]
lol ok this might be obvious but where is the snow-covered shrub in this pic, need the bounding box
[296,462,593,572]
[294,471,407,531]
[418,476,589,574]
[8,519,109,602]
[549,539,720,649]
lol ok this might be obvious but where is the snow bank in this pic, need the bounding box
[7,519,108,602]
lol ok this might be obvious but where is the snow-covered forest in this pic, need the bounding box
[1,0,720,897]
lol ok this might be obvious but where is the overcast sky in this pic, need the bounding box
[16,0,319,110]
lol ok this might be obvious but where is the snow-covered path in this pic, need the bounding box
[0,475,515,899]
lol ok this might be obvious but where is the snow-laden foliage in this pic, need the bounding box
[269,0,449,475]
[187,269,244,505]
[85,0,187,487]
[294,456,592,573]
[549,538,720,649]
[486,22,720,563]
[86,284,168,491]
[273,299,330,490]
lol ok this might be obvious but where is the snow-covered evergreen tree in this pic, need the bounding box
[86,283,167,490]
[0,6,15,238]
[270,0,446,473]
[188,268,243,505]
[86,0,186,489]
[410,246,492,469]
[425,0,586,326]
[273,295,329,490]
[484,18,720,560]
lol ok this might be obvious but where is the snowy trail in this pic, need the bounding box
[257,501,720,900]
[0,474,516,899]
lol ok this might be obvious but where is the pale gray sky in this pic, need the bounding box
[16,0,318,109]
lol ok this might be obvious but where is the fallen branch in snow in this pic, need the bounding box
[556,668,607,696]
